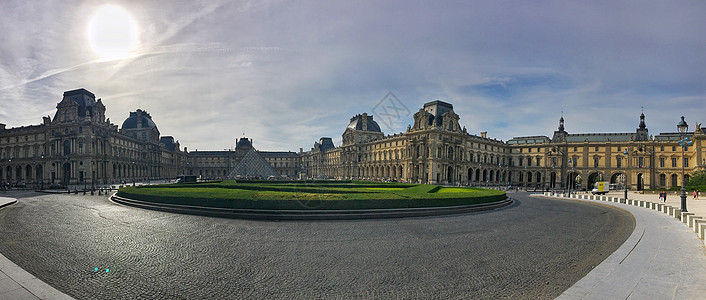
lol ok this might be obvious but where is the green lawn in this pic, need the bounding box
[116,180,506,210]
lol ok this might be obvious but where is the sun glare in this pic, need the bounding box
[87,4,139,61]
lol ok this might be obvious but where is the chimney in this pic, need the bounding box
[362,113,368,131]
[481,131,487,138]
[0,123,5,130]
[299,148,303,153]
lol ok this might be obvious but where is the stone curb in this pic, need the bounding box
[541,192,706,248]
[110,193,514,220]
[0,197,17,209]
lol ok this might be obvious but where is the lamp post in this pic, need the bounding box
[40,154,44,190]
[677,116,691,212]
[132,161,136,186]
[91,160,95,195]
[623,149,629,201]
[63,156,69,189]
[568,158,573,196]
[8,157,12,187]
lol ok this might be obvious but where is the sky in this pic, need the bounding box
[1,0,705,152]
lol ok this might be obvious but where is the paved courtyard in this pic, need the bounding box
[0,192,633,299]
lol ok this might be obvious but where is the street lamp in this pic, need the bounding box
[40,154,44,190]
[91,160,95,195]
[623,149,629,201]
[132,161,136,186]
[677,116,691,212]
[568,158,573,196]
[32,159,37,191]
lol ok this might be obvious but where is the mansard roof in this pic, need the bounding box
[565,133,633,142]
[347,114,381,132]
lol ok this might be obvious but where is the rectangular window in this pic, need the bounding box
[617,157,622,168]
[672,158,677,167]
[660,146,664,151]
[638,157,644,167]
[574,147,577,152]
[595,147,599,151]
[617,146,621,151]
[660,158,665,168]
[684,158,689,168]
[594,157,599,167]
[672,146,676,151]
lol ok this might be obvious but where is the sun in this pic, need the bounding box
[87,4,139,61]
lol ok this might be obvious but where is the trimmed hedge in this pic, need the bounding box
[116,181,507,210]
[115,190,507,210]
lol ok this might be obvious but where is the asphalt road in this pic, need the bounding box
[0,191,634,299]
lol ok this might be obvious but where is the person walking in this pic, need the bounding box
[659,191,664,203]
[694,190,698,201]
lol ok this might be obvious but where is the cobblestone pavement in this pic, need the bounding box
[0,192,633,299]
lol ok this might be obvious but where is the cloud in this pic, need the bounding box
[1,0,705,152]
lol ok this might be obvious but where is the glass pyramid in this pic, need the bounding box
[228,148,281,178]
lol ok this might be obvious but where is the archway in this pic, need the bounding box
[447,166,454,184]
[550,172,557,188]
[587,172,604,190]
[63,162,71,186]
[36,164,43,180]
[468,168,473,182]
[637,173,644,191]
[482,169,487,183]
[610,173,626,189]
[567,172,580,190]
[25,164,32,181]
[475,169,480,182]
[527,172,532,184]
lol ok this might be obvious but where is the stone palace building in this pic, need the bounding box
[1,88,704,191]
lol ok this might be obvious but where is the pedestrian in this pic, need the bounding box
[697,190,700,200]
[658,191,663,203]
[694,190,698,200]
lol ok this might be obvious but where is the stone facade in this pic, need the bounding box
[2,90,703,190]
[0,88,186,187]
[301,100,706,190]
[508,114,706,190]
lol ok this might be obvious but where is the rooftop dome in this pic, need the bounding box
[347,113,381,132]
[236,137,253,149]
[121,109,157,130]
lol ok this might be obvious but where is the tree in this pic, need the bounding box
[687,170,706,188]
